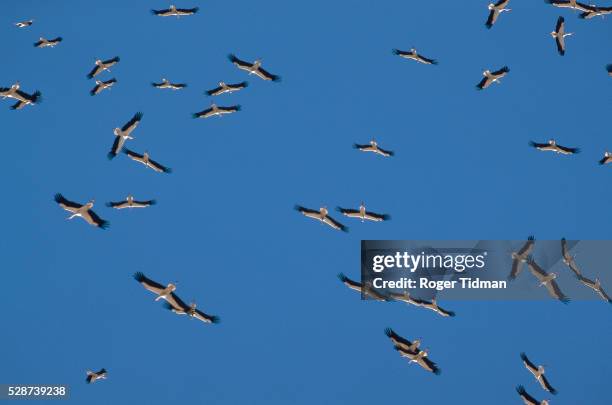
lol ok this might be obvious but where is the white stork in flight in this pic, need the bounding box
[108,112,142,160]
[392,48,438,65]
[476,66,510,90]
[106,195,156,209]
[133,272,181,306]
[33,36,62,48]
[388,290,427,307]
[529,139,579,155]
[86,369,107,384]
[545,0,594,12]
[551,16,572,56]
[520,353,557,395]
[421,297,456,317]
[509,236,535,280]
[87,57,120,79]
[516,385,549,405]
[192,103,241,119]
[394,346,441,375]
[151,78,187,90]
[599,151,612,165]
[122,148,172,173]
[485,0,511,29]
[90,78,116,96]
[606,65,612,78]
[295,205,348,232]
[560,238,581,278]
[353,140,394,157]
[205,81,248,96]
[578,275,612,303]
[337,273,389,301]
[385,328,421,353]
[228,54,281,82]
[15,20,33,28]
[163,293,220,324]
[526,257,570,303]
[0,83,42,110]
[336,203,390,222]
[580,5,612,19]
[151,5,199,17]
[54,193,109,229]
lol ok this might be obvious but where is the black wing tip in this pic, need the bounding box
[270,75,281,82]
[381,214,392,220]
[337,273,348,282]
[433,368,441,375]
[431,60,439,65]
[294,204,306,212]
[528,235,535,241]
[520,352,528,361]
[528,140,537,148]
[133,271,145,282]
[105,202,114,207]
[234,105,242,111]
[98,220,110,230]
[192,113,201,119]
[485,22,493,29]
[227,53,238,62]
[558,16,565,23]
[241,81,249,87]
[391,48,400,55]
[516,385,527,394]
[384,327,395,337]
[163,167,173,174]
[606,64,612,72]
[107,151,117,160]
[54,193,64,203]
[550,388,558,395]
[148,199,158,206]
[209,315,221,324]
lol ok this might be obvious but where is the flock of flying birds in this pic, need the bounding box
[4,1,610,400]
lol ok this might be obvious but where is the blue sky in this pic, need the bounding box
[1,1,611,404]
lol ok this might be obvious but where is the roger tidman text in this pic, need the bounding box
[369,251,507,291]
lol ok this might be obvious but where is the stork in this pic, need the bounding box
[87,57,120,79]
[337,273,389,301]
[580,6,612,18]
[529,139,579,155]
[509,236,535,280]
[151,78,187,90]
[163,293,220,324]
[384,328,421,353]
[34,37,62,48]
[295,205,348,232]
[516,385,549,405]
[86,369,107,384]
[421,297,456,317]
[90,78,116,96]
[108,112,142,159]
[476,66,510,90]
[485,0,511,29]
[520,353,557,394]
[54,194,109,229]
[578,275,611,303]
[336,203,390,222]
[526,258,570,303]
[392,48,438,65]
[106,195,156,209]
[151,5,199,17]
[394,346,441,375]
[353,140,394,157]
[388,290,426,307]
[551,16,572,56]
[545,0,595,12]
[192,103,241,119]
[599,151,612,165]
[133,272,179,304]
[0,83,42,110]
[561,238,581,278]
[228,54,281,82]
[15,20,33,28]
[122,148,172,173]
[205,81,248,96]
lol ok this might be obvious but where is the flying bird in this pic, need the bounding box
[420,298,456,317]
[599,151,612,165]
[90,78,116,96]
[516,385,549,405]
[108,112,142,160]
[476,66,510,90]
[579,5,612,18]
[295,205,348,232]
[106,195,156,209]
[353,140,394,157]
[561,238,581,277]
[86,369,107,384]
[228,54,281,82]
[509,236,535,280]
[163,294,220,324]
[578,275,612,303]
[205,81,248,96]
[151,5,199,17]
[529,139,579,155]
[133,272,181,306]
[34,37,62,48]
[551,16,572,56]
[337,203,390,222]
[15,20,33,28]
[485,0,511,29]
[337,273,389,301]
[544,0,593,11]
[388,291,427,307]
[384,328,421,353]
[520,353,558,395]
[0,84,42,110]
[394,346,441,375]
[87,57,120,79]
[526,257,570,303]
[151,78,187,90]
[54,193,109,229]
[192,103,241,119]
[392,48,438,65]
[122,149,172,173]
